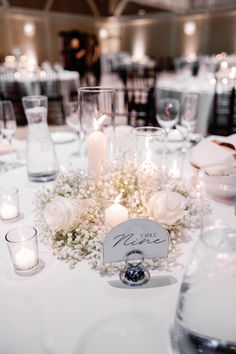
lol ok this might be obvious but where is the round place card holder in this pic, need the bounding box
[119,250,150,287]
[103,218,169,287]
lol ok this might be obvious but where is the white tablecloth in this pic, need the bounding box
[0,138,235,354]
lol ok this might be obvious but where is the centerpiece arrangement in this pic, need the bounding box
[34,159,205,275]
[33,88,207,276]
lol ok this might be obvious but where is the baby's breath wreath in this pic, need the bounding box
[34,160,208,275]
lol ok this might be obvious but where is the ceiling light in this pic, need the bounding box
[99,28,108,39]
[184,21,196,36]
[24,22,35,37]
[138,9,146,16]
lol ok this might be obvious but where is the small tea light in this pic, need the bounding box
[0,187,19,221]
[105,194,128,228]
[5,226,39,273]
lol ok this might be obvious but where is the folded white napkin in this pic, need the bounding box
[0,139,20,155]
[189,135,236,168]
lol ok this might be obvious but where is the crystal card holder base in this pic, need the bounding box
[119,250,150,287]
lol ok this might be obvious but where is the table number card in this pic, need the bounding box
[103,218,169,264]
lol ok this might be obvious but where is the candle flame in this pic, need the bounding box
[93,114,107,131]
[114,193,122,204]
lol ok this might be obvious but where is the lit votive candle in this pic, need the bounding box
[87,130,108,177]
[0,187,19,221]
[15,247,37,271]
[105,196,128,228]
[5,226,39,273]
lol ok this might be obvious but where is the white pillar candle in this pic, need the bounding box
[0,202,18,220]
[14,247,37,271]
[87,130,108,177]
[105,202,128,228]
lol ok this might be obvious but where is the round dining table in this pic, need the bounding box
[0,132,235,354]
[0,71,79,104]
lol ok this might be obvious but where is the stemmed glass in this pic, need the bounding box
[156,98,179,165]
[0,101,17,149]
[0,101,17,165]
[65,101,80,137]
[65,101,81,159]
[181,94,198,153]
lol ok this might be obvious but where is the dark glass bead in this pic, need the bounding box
[124,265,145,283]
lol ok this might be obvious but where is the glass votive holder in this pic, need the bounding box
[131,127,165,200]
[0,187,20,222]
[5,226,39,274]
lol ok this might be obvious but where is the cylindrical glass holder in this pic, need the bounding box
[78,87,115,177]
[0,187,20,221]
[131,127,165,200]
[5,226,39,273]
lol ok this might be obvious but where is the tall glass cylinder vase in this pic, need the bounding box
[78,87,115,177]
[131,127,165,203]
[22,95,59,182]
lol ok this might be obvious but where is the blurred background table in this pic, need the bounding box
[0,70,79,126]
[156,71,216,136]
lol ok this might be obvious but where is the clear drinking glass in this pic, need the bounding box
[156,99,179,162]
[171,222,236,353]
[5,226,39,273]
[0,101,17,160]
[22,95,59,182]
[181,94,198,152]
[156,99,179,134]
[0,187,19,221]
[0,101,17,144]
[65,101,80,136]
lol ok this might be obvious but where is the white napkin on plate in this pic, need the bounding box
[189,135,236,168]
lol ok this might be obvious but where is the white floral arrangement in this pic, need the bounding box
[34,160,207,276]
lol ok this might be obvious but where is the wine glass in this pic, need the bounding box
[156,98,179,165]
[65,101,80,137]
[0,101,17,162]
[181,94,198,153]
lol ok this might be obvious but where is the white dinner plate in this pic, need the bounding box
[51,132,76,144]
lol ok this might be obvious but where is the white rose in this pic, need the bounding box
[43,196,79,233]
[148,191,186,225]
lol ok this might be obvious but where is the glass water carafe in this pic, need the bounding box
[171,224,236,353]
[22,95,59,182]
